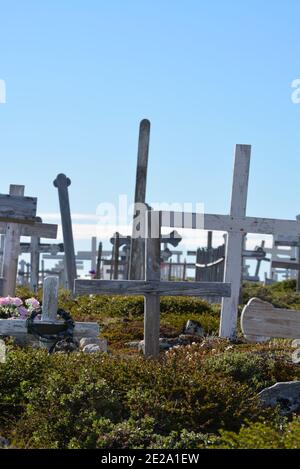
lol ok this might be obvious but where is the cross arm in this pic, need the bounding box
[160,211,300,236]
[75,279,231,298]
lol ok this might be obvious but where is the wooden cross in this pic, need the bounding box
[53,174,77,290]
[129,119,150,280]
[241,297,300,342]
[158,144,300,339]
[0,276,99,347]
[0,185,58,296]
[75,211,231,358]
[77,237,98,271]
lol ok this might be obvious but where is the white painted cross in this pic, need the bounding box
[158,145,300,339]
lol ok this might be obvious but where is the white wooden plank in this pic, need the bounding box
[241,298,300,340]
[160,212,300,236]
[220,145,251,339]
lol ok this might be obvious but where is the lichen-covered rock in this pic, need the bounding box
[184,320,204,337]
[80,337,107,352]
[258,381,300,415]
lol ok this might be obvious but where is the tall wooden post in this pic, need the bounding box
[30,236,40,292]
[144,210,161,358]
[96,242,102,279]
[220,145,251,339]
[129,119,150,280]
[91,237,97,272]
[296,215,300,292]
[53,174,77,292]
[39,276,59,349]
[113,232,120,280]
[2,185,24,296]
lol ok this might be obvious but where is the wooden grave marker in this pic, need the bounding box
[241,297,300,342]
[75,211,231,358]
[159,144,300,339]
[0,276,99,347]
[53,174,77,290]
[1,185,58,296]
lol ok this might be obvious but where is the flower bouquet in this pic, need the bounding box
[0,297,40,319]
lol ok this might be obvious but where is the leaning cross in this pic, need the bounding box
[53,174,77,290]
[129,119,151,280]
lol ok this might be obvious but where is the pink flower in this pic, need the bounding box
[12,297,23,307]
[0,297,10,306]
[25,298,40,310]
[18,306,28,319]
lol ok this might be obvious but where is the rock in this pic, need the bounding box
[184,320,204,337]
[80,337,107,352]
[125,341,141,349]
[52,339,78,353]
[0,436,10,448]
[82,339,108,354]
[258,381,300,415]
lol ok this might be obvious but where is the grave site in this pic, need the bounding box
[0,120,300,450]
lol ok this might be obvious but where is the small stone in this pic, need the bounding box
[258,381,300,415]
[80,337,107,352]
[184,320,204,337]
[52,339,78,353]
[125,341,140,349]
[0,436,10,448]
[82,344,102,353]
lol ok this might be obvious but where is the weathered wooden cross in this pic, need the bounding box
[158,144,300,339]
[0,185,58,296]
[53,174,77,290]
[0,276,99,348]
[75,211,231,358]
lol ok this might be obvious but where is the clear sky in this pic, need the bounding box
[0,1,300,267]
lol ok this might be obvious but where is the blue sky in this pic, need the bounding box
[0,1,300,265]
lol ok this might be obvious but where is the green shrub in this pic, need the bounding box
[213,417,300,449]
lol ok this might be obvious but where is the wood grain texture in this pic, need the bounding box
[74,279,231,297]
[220,145,251,339]
[129,119,151,281]
[2,186,24,296]
[160,212,300,236]
[0,319,99,344]
[0,221,58,238]
[53,174,77,291]
[241,297,300,340]
[41,276,59,321]
[144,210,161,358]
[0,193,37,220]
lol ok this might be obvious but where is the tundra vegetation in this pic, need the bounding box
[1,279,300,449]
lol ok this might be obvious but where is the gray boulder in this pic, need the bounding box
[258,381,300,415]
[184,320,204,337]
